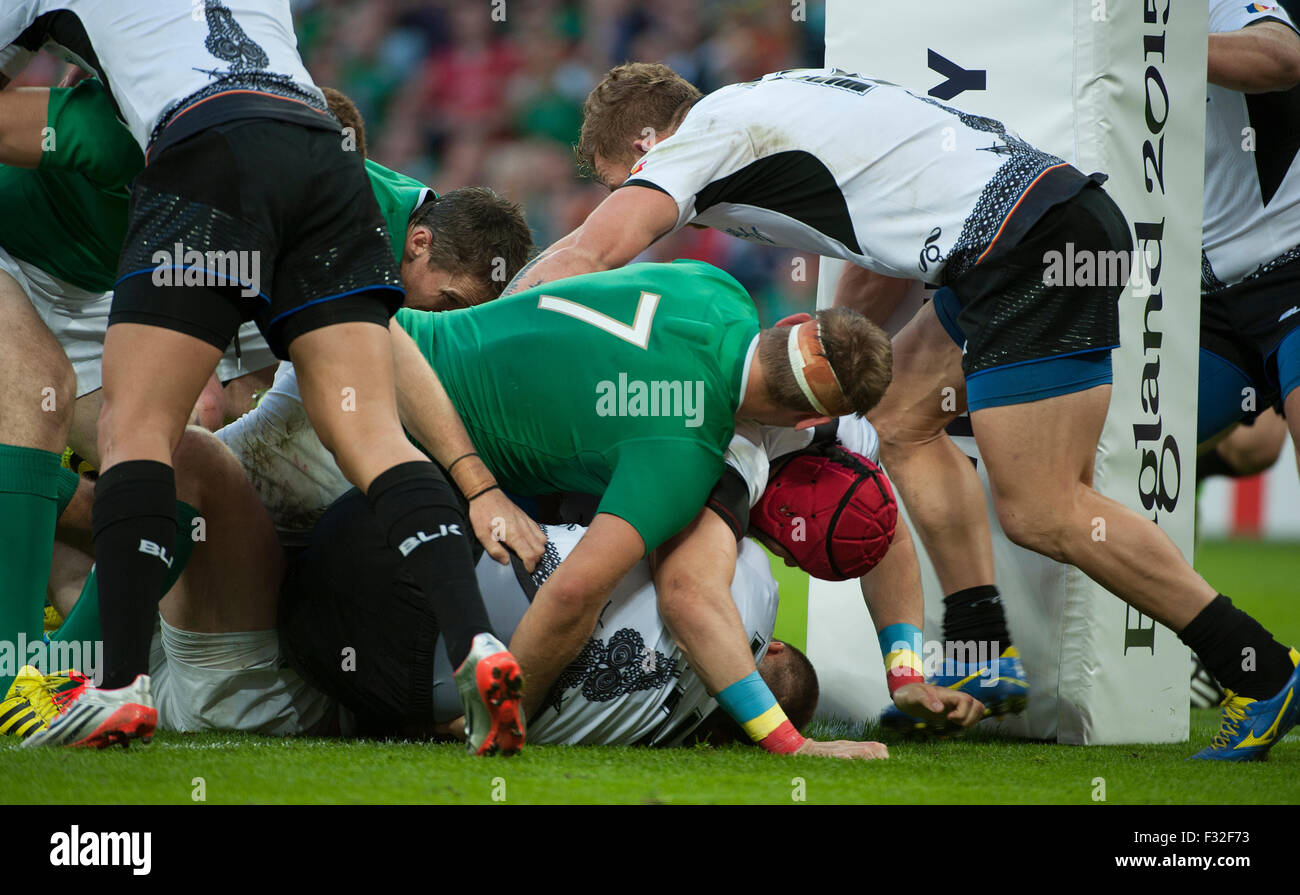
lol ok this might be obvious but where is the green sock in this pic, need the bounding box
[0,444,64,694]
[51,501,201,681]
[55,465,79,519]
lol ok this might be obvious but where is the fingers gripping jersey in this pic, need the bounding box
[625,68,1086,285]
[1203,1,1300,291]
[397,260,761,552]
[428,523,780,747]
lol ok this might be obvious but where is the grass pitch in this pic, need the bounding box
[2,539,1296,805]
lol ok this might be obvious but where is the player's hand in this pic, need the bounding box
[794,739,889,760]
[468,488,546,571]
[890,682,984,730]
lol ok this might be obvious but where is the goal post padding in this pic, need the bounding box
[807,0,1205,743]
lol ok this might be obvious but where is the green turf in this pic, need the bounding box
[3,538,1295,805]
[2,708,1297,805]
[1194,539,1300,648]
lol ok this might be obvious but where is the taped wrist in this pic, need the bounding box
[879,622,925,694]
[716,671,806,754]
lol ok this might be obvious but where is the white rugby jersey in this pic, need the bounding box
[430,524,780,747]
[624,68,1080,285]
[0,0,324,149]
[1203,1,1300,290]
[725,415,881,509]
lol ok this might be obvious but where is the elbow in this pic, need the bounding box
[546,581,605,627]
[1281,51,1300,89]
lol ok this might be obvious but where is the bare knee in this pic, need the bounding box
[1,343,76,446]
[172,425,239,509]
[994,495,1070,562]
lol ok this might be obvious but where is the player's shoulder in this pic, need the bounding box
[1211,1,1297,34]
[364,158,429,196]
[636,259,752,308]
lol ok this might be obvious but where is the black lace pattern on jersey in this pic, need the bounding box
[150,0,327,145]
[1204,243,1300,294]
[918,96,1069,283]
[544,628,680,715]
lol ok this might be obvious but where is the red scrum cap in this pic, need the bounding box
[750,443,897,580]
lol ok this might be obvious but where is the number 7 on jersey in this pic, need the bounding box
[537,292,660,349]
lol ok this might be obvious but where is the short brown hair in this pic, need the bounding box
[758,308,893,417]
[410,187,534,301]
[322,86,367,158]
[576,62,702,182]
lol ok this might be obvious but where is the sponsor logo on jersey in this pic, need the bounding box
[1245,3,1275,13]
[722,225,777,245]
[398,524,463,556]
[595,373,706,428]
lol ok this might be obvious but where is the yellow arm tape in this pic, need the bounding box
[741,703,789,742]
[884,648,924,674]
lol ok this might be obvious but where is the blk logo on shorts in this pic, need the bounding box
[398,524,463,556]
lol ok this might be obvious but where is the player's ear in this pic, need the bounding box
[767,640,787,655]
[793,415,833,431]
[775,312,813,328]
[404,224,432,262]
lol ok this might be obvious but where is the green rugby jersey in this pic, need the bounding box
[0,80,142,292]
[365,158,436,266]
[0,80,427,291]
[396,259,761,552]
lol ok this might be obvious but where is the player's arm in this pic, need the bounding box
[509,511,646,717]
[504,186,679,293]
[860,516,984,729]
[832,265,913,327]
[0,86,48,166]
[388,320,545,569]
[653,508,887,759]
[1209,20,1300,92]
[500,225,582,297]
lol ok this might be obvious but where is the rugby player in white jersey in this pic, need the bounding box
[1,0,543,750]
[1199,2,1300,471]
[506,62,1300,760]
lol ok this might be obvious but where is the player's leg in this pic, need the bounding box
[0,265,80,696]
[262,119,516,751]
[1279,328,1300,480]
[973,380,1300,759]
[93,322,224,691]
[868,299,1014,685]
[143,427,332,735]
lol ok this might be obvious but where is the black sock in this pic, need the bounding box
[942,585,1012,661]
[1178,594,1293,698]
[367,461,494,668]
[92,461,178,689]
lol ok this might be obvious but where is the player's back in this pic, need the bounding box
[1,0,325,150]
[630,68,1079,284]
[396,259,759,503]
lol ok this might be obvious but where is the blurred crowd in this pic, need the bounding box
[15,0,825,324]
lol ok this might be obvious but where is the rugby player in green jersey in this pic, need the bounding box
[385,260,894,753]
